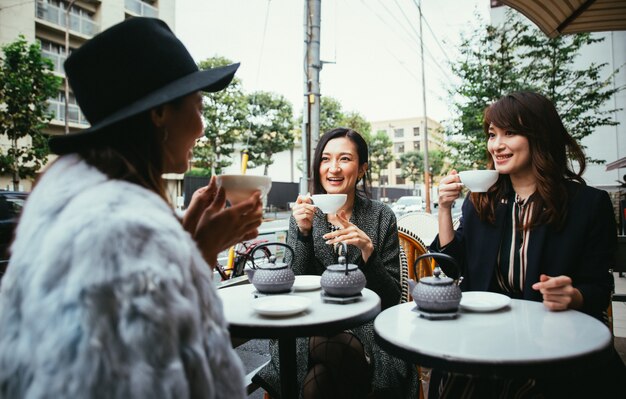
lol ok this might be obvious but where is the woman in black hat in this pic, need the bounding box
[0,18,259,398]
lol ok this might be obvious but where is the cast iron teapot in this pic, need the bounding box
[245,242,295,294]
[408,252,463,314]
[320,242,367,297]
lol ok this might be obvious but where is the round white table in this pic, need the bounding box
[218,283,381,398]
[374,299,613,378]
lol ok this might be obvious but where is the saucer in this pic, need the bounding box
[252,295,311,317]
[293,275,322,292]
[321,291,362,304]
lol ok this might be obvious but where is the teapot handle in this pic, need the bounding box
[249,242,295,269]
[412,252,460,281]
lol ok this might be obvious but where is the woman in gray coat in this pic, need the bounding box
[255,128,418,398]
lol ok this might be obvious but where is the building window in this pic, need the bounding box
[395,160,402,169]
[396,176,405,185]
[394,128,404,138]
[48,90,89,125]
[414,141,421,151]
[125,0,158,18]
[413,127,420,136]
[394,143,405,153]
[39,39,68,74]
[36,0,99,36]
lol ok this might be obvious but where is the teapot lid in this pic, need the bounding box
[326,256,359,272]
[257,255,288,270]
[420,266,454,286]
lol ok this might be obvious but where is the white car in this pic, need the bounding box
[391,196,424,217]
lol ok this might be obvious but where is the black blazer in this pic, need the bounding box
[432,181,616,319]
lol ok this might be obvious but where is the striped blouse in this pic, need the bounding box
[493,193,535,298]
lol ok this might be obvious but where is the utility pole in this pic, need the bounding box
[418,0,431,213]
[301,0,321,194]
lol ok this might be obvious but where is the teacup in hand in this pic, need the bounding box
[311,194,347,214]
[216,175,272,204]
[458,170,499,193]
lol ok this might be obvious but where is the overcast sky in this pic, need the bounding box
[176,0,490,124]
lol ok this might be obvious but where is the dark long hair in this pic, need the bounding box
[311,127,371,198]
[472,91,586,229]
[60,109,170,204]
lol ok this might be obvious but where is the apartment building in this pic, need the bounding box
[370,116,443,190]
[0,0,176,193]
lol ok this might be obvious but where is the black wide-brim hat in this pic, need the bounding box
[49,17,239,154]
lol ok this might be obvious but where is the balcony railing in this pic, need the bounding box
[48,99,90,126]
[36,2,99,37]
[41,50,66,74]
[125,0,158,17]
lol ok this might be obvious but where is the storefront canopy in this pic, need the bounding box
[500,0,626,38]
[607,157,626,171]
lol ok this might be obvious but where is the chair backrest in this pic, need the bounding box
[398,230,435,301]
[397,212,439,246]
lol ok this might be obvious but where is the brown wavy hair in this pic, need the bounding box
[471,91,586,230]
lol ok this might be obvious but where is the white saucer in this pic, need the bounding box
[460,291,511,312]
[293,275,321,292]
[252,295,311,317]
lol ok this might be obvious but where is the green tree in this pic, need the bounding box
[192,56,248,176]
[363,130,394,184]
[319,96,344,134]
[245,91,295,175]
[340,111,371,137]
[446,11,620,169]
[0,36,60,189]
[399,151,423,190]
[429,149,446,178]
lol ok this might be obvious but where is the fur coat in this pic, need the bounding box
[0,155,245,399]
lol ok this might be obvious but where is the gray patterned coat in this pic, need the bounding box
[0,155,245,399]
[255,195,418,398]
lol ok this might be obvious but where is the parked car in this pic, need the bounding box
[391,196,424,218]
[0,191,28,276]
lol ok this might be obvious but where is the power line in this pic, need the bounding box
[410,0,455,65]
[358,0,450,82]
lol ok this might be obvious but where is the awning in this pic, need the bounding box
[499,0,626,38]
[606,157,626,171]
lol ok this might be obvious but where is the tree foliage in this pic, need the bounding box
[340,111,371,137]
[446,12,621,169]
[193,56,247,176]
[362,130,394,183]
[399,151,423,189]
[319,96,344,134]
[245,91,295,175]
[0,36,60,189]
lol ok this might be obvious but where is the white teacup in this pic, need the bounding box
[216,175,272,204]
[458,170,499,192]
[311,194,347,214]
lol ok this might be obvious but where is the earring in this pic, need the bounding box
[162,128,169,144]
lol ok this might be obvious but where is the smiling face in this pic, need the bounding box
[487,124,532,178]
[158,91,204,173]
[319,137,367,195]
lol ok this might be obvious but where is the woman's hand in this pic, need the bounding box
[437,170,463,210]
[292,194,316,236]
[183,176,218,235]
[437,170,463,247]
[532,274,583,311]
[322,210,374,262]
[192,187,264,266]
